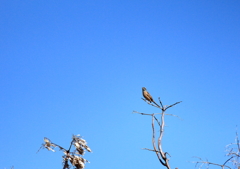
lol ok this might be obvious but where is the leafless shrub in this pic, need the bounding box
[37,134,91,169]
[193,130,240,169]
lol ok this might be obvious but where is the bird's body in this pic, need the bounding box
[142,87,160,107]
[142,87,154,103]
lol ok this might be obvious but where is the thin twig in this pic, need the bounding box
[154,116,161,126]
[165,152,171,157]
[133,111,182,120]
[236,129,240,152]
[192,156,232,169]
[142,148,159,153]
[36,144,44,153]
[165,101,182,110]
[165,113,183,121]
[142,98,161,108]
[222,156,234,166]
[132,111,153,116]
[68,139,74,152]
[158,97,164,108]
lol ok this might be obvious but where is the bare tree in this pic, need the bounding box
[134,87,182,169]
[37,134,91,169]
[193,130,240,169]
[136,87,240,169]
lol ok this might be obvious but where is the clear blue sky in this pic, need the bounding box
[0,0,240,169]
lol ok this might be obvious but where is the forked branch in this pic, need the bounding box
[136,89,182,169]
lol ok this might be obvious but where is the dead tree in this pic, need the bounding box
[37,134,91,169]
[134,87,182,169]
[193,130,240,169]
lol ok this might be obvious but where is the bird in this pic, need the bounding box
[142,87,160,107]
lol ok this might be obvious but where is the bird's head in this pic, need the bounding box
[142,87,147,91]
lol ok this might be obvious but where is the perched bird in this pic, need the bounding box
[142,87,160,107]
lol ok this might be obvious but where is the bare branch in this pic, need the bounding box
[142,98,161,108]
[36,144,44,153]
[151,113,166,166]
[165,113,183,121]
[192,157,232,169]
[142,148,159,153]
[157,110,171,169]
[132,111,153,116]
[236,129,240,152]
[165,101,182,110]
[222,156,234,166]
[154,116,161,126]
[133,111,182,120]
[165,152,171,158]
[194,130,240,169]
[158,97,164,108]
